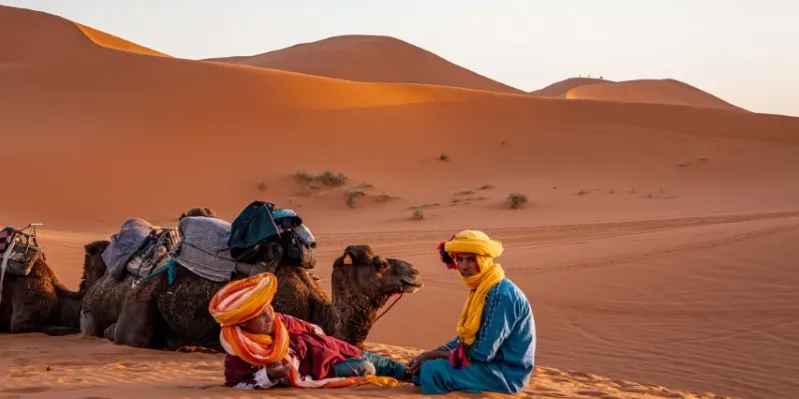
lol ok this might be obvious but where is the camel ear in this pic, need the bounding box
[342,245,373,265]
[178,212,187,220]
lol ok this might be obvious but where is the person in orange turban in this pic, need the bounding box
[208,272,407,390]
[406,230,536,395]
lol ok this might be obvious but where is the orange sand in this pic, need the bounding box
[2,5,799,399]
[205,34,525,94]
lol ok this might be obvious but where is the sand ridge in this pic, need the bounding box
[204,34,525,94]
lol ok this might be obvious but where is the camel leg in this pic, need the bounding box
[79,309,105,338]
[113,296,158,348]
[8,286,61,335]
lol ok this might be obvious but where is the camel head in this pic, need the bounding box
[331,245,424,301]
[80,239,111,292]
[179,207,218,220]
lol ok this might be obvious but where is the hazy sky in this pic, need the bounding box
[5,0,798,117]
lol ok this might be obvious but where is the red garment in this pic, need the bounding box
[224,313,362,387]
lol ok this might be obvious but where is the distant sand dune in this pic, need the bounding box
[529,77,610,97]
[565,78,748,111]
[204,34,525,94]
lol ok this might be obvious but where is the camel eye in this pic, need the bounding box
[372,257,388,270]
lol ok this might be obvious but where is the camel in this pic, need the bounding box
[79,207,222,339]
[271,244,425,349]
[0,240,108,335]
[107,244,423,351]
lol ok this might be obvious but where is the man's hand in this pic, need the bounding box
[265,362,288,380]
[406,350,450,375]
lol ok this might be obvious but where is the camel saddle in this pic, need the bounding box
[0,226,43,277]
[126,227,180,279]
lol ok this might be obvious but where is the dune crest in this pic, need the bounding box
[565,78,747,111]
[529,77,610,97]
[204,34,524,94]
[73,22,171,58]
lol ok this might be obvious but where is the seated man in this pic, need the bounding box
[406,230,536,395]
[209,272,409,390]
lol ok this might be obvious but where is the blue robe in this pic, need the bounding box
[413,278,536,395]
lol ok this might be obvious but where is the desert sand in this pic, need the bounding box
[2,5,799,399]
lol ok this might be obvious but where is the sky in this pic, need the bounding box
[4,0,798,117]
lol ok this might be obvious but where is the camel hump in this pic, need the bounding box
[171,216,240,282]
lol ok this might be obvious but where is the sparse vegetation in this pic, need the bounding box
[576,189,588,196]
[677,161,692,167]
[373,194,398,203]
[478,184,495,190]
[412,207,425,220]
[438,153,450,161]
[256,181,267,191]
[294,169,349,187]
[507,192,528,209]
[346,189,366,208]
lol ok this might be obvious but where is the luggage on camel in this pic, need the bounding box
[171,216,251,282]
[126,227,179,279]
[0,223,44,278]
[228,200,282,264]
[102,218,179,281]
[273,208,317,268]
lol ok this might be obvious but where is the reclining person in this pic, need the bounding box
[209,273,409,390]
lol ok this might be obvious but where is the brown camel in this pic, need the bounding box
[107,244,423,351]
[0,240,108,335]
[79,207,221,339]
[271,244,425,349]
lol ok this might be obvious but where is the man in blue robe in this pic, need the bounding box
[406,230,536,395]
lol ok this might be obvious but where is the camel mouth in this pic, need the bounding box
[398,276,424,294]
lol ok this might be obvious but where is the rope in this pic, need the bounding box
[372,293,404,324]
[133,258,177,286]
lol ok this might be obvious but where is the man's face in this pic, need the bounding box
[243,308,274,334]
[455,253,480,277]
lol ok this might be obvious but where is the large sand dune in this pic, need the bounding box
[2,5,799,399]
[204,34,525,94]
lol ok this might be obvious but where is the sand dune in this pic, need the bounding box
[565,78,748,111]
[2,5,799,399]
[204,34,525,94]
[529,77,610,97]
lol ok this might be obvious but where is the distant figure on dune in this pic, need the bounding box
[209,272,409,390]
[406,230,536,395]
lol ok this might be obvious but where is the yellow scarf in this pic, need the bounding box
[456,259,505,345]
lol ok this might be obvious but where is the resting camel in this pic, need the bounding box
[79,207,220,339]
[270,244,425,349]
[0,240,108,335]
[106,244,423,351]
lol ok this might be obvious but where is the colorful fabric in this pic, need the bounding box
[441,230,506,368]
[209,273,399,389]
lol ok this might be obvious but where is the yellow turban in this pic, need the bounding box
[444,230,504,259]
